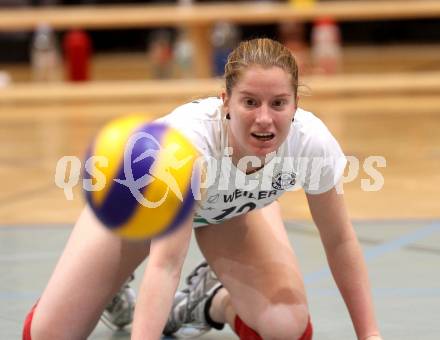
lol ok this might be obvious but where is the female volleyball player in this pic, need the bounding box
[24,38,382,340]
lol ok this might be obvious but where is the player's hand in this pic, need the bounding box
[363,336,383,340]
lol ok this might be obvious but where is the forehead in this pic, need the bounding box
[233,65,294,96]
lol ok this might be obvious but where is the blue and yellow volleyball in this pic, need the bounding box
[84,115,199,240]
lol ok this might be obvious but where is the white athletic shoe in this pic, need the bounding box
[101,275,136,330]
[163,261,223,336]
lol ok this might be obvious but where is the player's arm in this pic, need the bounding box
[130,212,194,340]
[306,187,382,340]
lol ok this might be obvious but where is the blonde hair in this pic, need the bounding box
[224,38,298,96]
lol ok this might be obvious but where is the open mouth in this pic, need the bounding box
[251,132,275,141]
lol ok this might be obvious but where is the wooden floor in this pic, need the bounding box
[1,45,439,224]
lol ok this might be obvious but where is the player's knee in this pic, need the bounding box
[26,307,73,340]
[28,315,59,340]
[255,304,309,340]
[23,303,38,340]
[32,318,87,340]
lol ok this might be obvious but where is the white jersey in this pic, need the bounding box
[156,97,347,228]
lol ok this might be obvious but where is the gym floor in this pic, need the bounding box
[1,219,439,339]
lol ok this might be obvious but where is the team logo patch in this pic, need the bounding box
[272,172,296,190]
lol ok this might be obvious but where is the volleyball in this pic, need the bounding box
[84,115,199,240]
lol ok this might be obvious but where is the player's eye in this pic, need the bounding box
[272,99,287,108]
[243,98,257,107]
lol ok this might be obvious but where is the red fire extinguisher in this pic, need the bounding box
[63,29,91,81]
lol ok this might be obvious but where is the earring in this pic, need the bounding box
[226,113,231,120]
